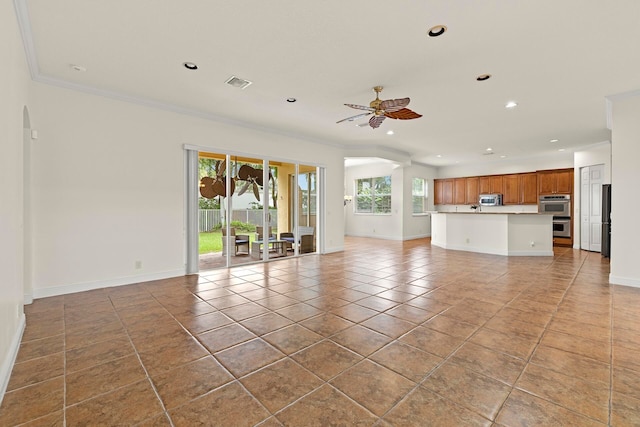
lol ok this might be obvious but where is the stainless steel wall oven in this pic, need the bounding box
[539,195,571,216]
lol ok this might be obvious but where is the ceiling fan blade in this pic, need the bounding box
[336,112,372,124]
[380,97,410,113]
[369,115,386,129]
[199,177,216,199]
[218,160,226,177]
[344,103,375,112]
[384,108,422,120]
[252,181,260,201]
[238,181,251,196]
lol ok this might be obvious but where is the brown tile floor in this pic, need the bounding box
[2,237,640,426]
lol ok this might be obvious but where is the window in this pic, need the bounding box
[412,177,428,214]
[355,176,392,214]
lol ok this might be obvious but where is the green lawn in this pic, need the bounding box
[199,231,223,254]
[199,231,258,254]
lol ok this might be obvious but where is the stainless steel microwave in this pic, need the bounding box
[479,194,503,206]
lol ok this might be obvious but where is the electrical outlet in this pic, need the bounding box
[135,260,142,269]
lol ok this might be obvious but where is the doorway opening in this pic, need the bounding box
[194,150,321,271]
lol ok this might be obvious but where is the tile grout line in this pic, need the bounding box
[491,250,610,424]
[107,293,175,427]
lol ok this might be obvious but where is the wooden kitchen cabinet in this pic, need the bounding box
[479,175,503,194]
[538,169,573,194]
[502,174,521,204]
[503,173,538,205]
[434,179,454,205]
[434,179,443,205]
[454,178,466,204]
[521,172,538,204]
[465,177,479,205]
[442,179,453,204]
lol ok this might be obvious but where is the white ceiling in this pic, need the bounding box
[17,0,640,166]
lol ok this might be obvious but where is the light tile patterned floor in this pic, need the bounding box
[1,237,639,426]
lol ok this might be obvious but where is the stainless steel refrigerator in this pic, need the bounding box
[602,184,611,258]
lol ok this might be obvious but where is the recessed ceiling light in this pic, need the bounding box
[70,64,86,72]
[550,139,559,143]
[505,101,518,109]
[558,148,566,152]
[183,62,198,70]
[286,98,297,103]
[486,147,493,151]
[500,155,507,158]
[428,25,447,37]
[386,130,394,135]
[476,74,492,81]
[436,154,442,158]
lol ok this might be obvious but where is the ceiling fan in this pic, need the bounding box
[337,86,422,129]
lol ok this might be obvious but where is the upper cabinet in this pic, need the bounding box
[454,178,466,204]
[479,175,503,194]
[538,169,573,195]
[435,168,570,205]
[434,178,454,205]
[465,177,479,205]
[521,173,539,204]
[503,172,538,205]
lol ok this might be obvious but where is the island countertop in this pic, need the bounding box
[431,212,553,256]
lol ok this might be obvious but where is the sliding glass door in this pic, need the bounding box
[194,150,321,270]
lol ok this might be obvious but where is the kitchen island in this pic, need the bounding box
[431,212,553,256]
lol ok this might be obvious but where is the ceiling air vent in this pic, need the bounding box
[225,76,252,89]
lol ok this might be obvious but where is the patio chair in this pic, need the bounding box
[221,227,250,256]
[256,226,275,241]
[279,232,295,252]
[300,234,315,253]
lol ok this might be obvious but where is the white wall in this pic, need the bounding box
[345,162,402,240]
[344,161,436,240]
[0,0,30,403]
[402,163,436,239]
[610,94,640,287]
[29,83,345,298]
[436,154,574,179]
[573,142,612,248]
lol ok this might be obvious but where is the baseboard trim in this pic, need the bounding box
[345,233,431,241]
[431,242,553,257]
[323,245,344,254]
[610,274,640,288]
[32,269,185,299]
[0,313,25,406]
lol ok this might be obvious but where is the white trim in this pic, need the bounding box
[183,144,327,169]
[431,242,553,257]
[609,274,640,288]
[605,88,640,102]
[32,269,185,299]
[185,150,199,274]
[507,250,554,256]
[23,293,33,305]
[323,245,344,254]
[13,0,37,79]
[0,313,25,406]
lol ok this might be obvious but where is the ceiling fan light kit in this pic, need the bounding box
[337,86,422,129]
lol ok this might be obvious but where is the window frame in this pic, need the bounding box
[354,175,392,215]
[412,177,429,215]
